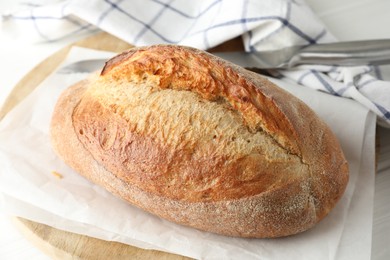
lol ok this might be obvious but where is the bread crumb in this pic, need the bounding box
[51,171,63,179]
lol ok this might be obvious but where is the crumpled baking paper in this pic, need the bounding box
[0,47,376,260]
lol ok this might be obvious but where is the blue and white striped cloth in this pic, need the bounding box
[2,0,390,126]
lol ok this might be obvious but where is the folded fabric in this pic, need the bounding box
[1,0,389,126]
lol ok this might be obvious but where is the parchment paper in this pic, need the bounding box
[0,47,376,260]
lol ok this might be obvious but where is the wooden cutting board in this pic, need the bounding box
[1,31,381,259]
[1,32,244,260]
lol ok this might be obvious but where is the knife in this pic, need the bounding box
[217,39,390,69]
[58,39,390,74]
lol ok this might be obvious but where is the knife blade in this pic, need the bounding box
[216,39,390,69]
[57,39,390,74]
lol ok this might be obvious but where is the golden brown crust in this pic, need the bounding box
[50,45,349,238]
[101,45,301,155]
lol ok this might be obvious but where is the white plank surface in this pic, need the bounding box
[1,0,390,259]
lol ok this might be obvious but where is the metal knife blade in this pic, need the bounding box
[57,39,390,74]
[216,39,390,69]
[58,59,108,74]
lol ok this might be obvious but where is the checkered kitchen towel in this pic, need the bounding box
[2,0,390,126]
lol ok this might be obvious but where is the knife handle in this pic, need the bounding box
[290,39,390,67]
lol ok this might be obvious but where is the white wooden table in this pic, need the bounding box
[1,0,390,259]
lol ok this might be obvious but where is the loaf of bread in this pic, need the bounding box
[50,45,349,238]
